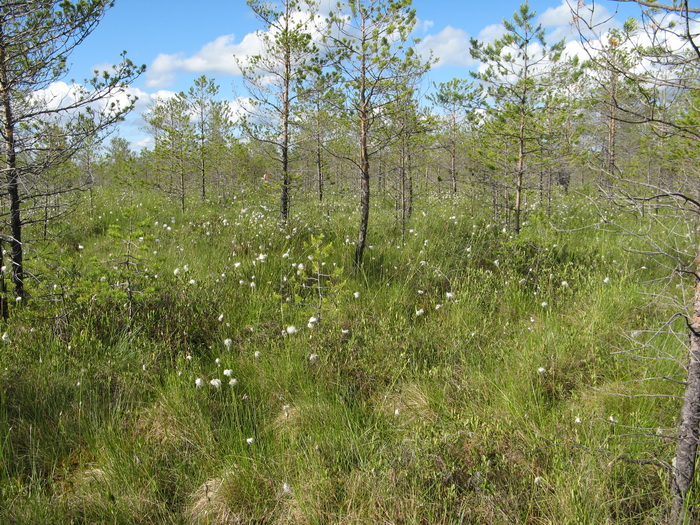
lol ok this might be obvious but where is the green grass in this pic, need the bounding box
[0,185,693,523]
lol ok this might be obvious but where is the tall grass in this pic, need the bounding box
[0,186,690,523]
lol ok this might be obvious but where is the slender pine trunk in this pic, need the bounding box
[280,3,292,222]
[514,115,525,235]
[355,112,370,267]
[355,38,369,268]
[451,114,457,193]
[0,39,24,299]
[316,122,323,202]
[200,144,206,200]
[407,148,413,220]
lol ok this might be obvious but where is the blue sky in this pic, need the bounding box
[63,0,639,148]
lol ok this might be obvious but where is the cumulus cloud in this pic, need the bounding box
[476,23,507,45]
[31,81,142,121]
[144,3,326,91]
[25,81,151,151]
[150,89,178,101]
[416,26,477,68]
[540,1,579,42]
[228,96,255,122]
[417,19,435,33]
[540,0,619,43]
[32,81,84,111]
[133,136,154,150]
[563,10,700,83]
[145,33,263,88]
[540,0,578,28]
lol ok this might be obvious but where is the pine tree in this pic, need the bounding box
[427,78,481,194]
[0,0,143,300]
[238,0,319,221]
[188,75,233,202]
[144,93,194,212]
[470,1,563,234]
[325,0,429,266]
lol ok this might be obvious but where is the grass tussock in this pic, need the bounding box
[0,187,693,523]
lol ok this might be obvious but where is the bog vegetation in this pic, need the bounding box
[0,186,687,524]
[1,0,700,523]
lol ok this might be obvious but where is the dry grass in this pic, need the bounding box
[62,465,166,522]
[184,474,245,525]
[374,382,437,427]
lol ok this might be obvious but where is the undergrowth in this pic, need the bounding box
[0,186,691,524]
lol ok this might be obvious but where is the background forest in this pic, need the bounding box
[1,0,700,523]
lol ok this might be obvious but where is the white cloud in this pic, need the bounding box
[562,39,590,62]
[539,0,577,28]
[94,86,174,121]
[538,0,581,42]
[477,23,507,44]
[567,0,621,41]
[32,81,83,110]
[133,136,154,150]
[228,96,254,122]
[27,81,150,151]
[150,89,178,101]
[564,11,700,84]
[32,81,141,121]
[144,3,326,91]
[146,55,180,88]
[145,33,263,89]
[418,19,434,33]
[416,26,477,68]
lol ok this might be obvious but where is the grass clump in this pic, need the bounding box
[0,188,691,523]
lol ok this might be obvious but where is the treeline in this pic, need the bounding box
[84,1,699,240]
[3,0,699,296]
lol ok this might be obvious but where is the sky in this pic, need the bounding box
[63,0,643,149]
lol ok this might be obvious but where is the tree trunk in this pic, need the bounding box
[605,69,617,190]
[547,168,552,218]
[514,115,525,235]
[0,40,24,299]
[356,160,370,267]
[492,177,498,223]
[316,120,323,202]
[0,240,7,320]
[407,148,413,220]
[450,141,457,194]
[355,106,370,267]
[671,236,700,524]
[280,102,289,220]
[179,165,186,213]
[514,168,523,234]
[281,152,289,221]
[200,142,206,200]
[355,38,370,268]
[280,2,292,222]
[400,143,406,233]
